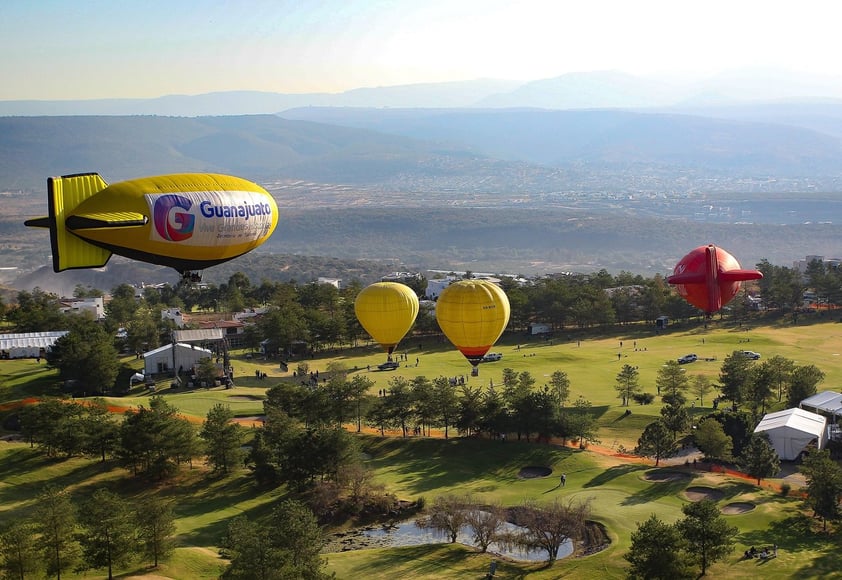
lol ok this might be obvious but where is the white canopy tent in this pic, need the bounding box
[754,408,827,461]
[800,391,842,421]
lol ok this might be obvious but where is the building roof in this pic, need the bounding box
[144,342,212,357]
[755,407,827,438]
[173,329,224,343]
[197,320,243,329]
[0,331,69,350]
[800,391,842,415]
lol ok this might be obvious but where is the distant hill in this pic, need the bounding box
[0,115,477,191]
[279,107,842,177]
[4,110,842,194]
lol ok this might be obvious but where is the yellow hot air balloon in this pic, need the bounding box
[355,282,420,360]
[435,280,510,371]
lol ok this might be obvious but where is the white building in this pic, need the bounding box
[161,308,187,328]
[143,342,213,377]
[60,297,104,320]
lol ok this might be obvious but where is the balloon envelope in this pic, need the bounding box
[436,280,510,366]
[667,244,762,313]
[354,282,419,356]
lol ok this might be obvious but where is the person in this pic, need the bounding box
[560,473,566,487]
[773,544,778,557]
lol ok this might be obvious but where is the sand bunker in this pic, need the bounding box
[722,502,755,514]
[517,466,552,479]
[643,469,692,483]
[684,486,725,502]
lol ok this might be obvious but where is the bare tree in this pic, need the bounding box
[513,498,591,563]
[415,494,471,543]
[465,503,506,553]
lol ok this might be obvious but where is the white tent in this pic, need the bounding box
[143,343,213,377]
[754,408,827,461]
[800,391,842,420]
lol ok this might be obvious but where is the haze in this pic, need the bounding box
[3,0,842,100]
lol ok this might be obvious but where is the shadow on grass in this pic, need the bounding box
[740,513,834,554]
[622,478,690,505]
[339,543,536,578]
[362,436,573,495]
[583,464,647,488]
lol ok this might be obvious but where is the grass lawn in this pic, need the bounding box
[2,315,842,578]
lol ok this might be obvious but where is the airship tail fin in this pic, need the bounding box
[26,173,114,272]
[720,269,763,282]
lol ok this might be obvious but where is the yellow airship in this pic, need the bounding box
[25,172,278,280]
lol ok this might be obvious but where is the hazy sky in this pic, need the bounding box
[2,0,840,100]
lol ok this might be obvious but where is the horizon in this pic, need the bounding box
[3,0,842,100]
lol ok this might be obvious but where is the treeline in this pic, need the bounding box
[0,256,829,397]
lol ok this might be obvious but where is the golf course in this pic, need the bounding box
[2,313,842,578]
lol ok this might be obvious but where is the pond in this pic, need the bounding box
[325,515,574,562]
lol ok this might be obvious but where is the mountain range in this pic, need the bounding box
[4,68,842,116]
[4,69,842,285]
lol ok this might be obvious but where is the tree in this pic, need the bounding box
[615,364,641,407]
[0,520,42,580]
[222,500,331,580]
[222,516,284,579]
[742,433,781,486]
[34,485,81,580]
[568,396,600,448]
[718,351,755,406]
[45,322,119,395]
[515,498,591,563]
[656,360,688,400]
[691,374,713,407]
[548,370,571,407]
[78,488,138,580]
[762,355,795,402]
[625,514,693,580]
[79,398,120,462]
[117,396,198,479]
[432,376,459,439]
[660,402,690,441]
[6,288,64,332]
[788,364,825,408]
[135,496,176,568]
[268,499,330,576]
[676,500,737,576]
[416,494,470,544]
[465,503,506,553]
[801,449,842,532]
[636,421,677,466]
[200,403,244,474]
[694,418,732,462]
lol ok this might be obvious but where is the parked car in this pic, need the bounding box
[481,352,503,362]
[377,361,400,371]
[739,350,761,360]
[677,353,698,364]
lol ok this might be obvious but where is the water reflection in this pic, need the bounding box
[361,517,573,562]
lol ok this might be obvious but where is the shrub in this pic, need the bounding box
[632,392,655,405]
[780,482,791,497]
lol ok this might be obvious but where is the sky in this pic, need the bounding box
[2,0,841,100]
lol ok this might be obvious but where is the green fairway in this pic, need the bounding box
[2,317,842,578]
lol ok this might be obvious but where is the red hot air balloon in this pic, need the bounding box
[667,245,762,314]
